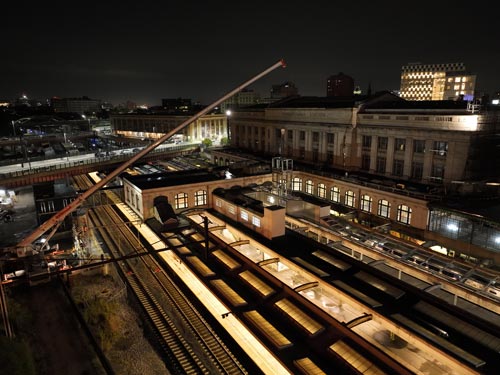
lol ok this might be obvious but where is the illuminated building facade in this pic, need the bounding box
[110,113,227,143]
[229,95,500,185]
[400,62,476,101]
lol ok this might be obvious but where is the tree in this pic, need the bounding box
[201,138,212,148]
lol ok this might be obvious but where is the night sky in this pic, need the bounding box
[2,1,499,106]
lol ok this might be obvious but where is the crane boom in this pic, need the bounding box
[16,59,286,251]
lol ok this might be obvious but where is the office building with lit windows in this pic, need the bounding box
[400,62,476,101]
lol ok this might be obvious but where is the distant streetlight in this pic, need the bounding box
[225,110,232,144]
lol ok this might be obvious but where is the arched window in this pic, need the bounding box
[397,204,412,224]
[330,187,340,202]
[305,180,314,194]
[291,177,302,191]
[175,192,188,209]
[377,199,391,218]
[360,195,372,213]
[345,190,356,207]
[194,190,207,206]
[317,183,326,198]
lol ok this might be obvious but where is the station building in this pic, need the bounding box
[118,160,500,265]
[116,94,500,265]
[110,113,227,144]
[221,95,500,264]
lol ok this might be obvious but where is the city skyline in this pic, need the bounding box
[2,1,499,106]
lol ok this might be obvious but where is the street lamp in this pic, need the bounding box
[225,110,231,145]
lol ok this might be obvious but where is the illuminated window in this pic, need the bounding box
[397,204,412,224]
[215,199,222,207]
[241,210,248,221]
[360,195,372,212]
[395,138,406,151]
[291,177,302,191]
[228,205,236,214]
[317,183,326,198]
[378,199,391,218]
[194,190,207,206]
[305,180,314,194]
[174,193,188,209]
[345,190,356,207]
[432,141,448,156]
[330,187,340,202]
[252,216,261,227]
[455,77,461,82]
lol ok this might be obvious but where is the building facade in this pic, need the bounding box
[270,82,298,99]
[327,72,354,97]
[110,113,227,143]
[221,89,261,112]
[51,96,102,115]
[400,62,476,101]
[120,164,500,264]
[229,95,500,186]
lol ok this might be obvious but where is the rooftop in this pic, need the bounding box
[121,169,223,190]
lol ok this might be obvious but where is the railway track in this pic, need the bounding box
[88,203,248,375]
[71,174,94,191]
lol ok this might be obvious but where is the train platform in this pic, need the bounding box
[112,201,291,375]
[186,212,479,375]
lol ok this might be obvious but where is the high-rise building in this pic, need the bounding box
[400,62,476,101]
[326,72,354,97]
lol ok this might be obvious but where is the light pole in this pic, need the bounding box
[225,110,231,145]
[11,121,16,137]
